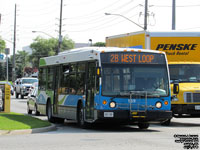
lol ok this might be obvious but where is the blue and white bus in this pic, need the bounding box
[37,47,172,129]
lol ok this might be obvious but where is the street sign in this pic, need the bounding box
[0,54,5,63]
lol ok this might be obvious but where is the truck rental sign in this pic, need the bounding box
[151,37,200,62]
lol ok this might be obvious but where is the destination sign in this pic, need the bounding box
[101,52,166,64]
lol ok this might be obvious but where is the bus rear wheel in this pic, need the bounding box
[138,123,149,129]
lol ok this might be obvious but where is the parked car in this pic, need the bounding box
[15,77,38,99]
[0,81,14,95]
[27,87,40,115]
[29,82,38,94]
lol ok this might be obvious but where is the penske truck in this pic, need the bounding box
[106,31,200,124]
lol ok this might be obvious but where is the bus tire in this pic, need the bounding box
[138,123,149,129]
[47,101,56,123]
[55,118,65,124]
[77,103,88,128]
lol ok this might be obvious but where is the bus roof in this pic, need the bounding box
[39,47,165,67]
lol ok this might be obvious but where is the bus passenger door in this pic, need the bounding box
[53,66,60,115]
[85,62,95,121]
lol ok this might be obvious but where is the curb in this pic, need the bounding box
[0,124,56,136]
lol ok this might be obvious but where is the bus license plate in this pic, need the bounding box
[104,112,114,118]
[195,105,200,110]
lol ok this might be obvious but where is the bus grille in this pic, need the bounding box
[184,92,200,103]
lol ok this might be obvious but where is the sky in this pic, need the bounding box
[0,0,200,55]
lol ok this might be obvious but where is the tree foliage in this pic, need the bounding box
[30,36,74,68]
[0,37,6,53]
[93,42,105,47]
[15,50,30,78]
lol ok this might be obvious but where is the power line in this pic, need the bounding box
[65,13,139,32]
[65,4,140,26]
[65,0,127,19]
[153,4,200,7]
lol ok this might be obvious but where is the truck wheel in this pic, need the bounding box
[15,92,19,99]
[138,123,149,129]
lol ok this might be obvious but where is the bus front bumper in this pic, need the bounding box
[96,110,172,123]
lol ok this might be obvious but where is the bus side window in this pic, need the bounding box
[69,64,77,95]
[61,65,70,94]
[39,68,46,90]
[77,63,86,95]
[47,67,54,90]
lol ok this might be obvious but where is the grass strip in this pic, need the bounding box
[0,112,51,130]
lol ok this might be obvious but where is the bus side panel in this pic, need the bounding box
[37,90,54,115]
[57,94,84,120]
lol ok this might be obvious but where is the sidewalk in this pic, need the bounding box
[0,124,56,135]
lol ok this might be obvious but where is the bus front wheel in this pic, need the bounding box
[47,101,56,123]
[77,104,88,128]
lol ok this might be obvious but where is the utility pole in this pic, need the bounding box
[5,48,10,83]
[57,0,63,55]
[144,0,148,30]
[12,4,17,82]
[172,0,176,30]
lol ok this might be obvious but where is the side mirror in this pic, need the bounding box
[173,83,179,94]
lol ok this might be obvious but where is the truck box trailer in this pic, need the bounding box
[106,31,200,123]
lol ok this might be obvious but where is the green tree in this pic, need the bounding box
[93,42,105,47]
[30,36,74,68]
[0,37,6,53]
[15,50,30,78]
[0,63,5,80]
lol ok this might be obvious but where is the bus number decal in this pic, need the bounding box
[110,54,119,63]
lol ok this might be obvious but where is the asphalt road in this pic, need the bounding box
[0,95,199,150]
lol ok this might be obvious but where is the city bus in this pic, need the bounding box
[37,47,172,129]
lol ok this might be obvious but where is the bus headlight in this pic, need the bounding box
[110,101,116,108]
[155,102,162,109]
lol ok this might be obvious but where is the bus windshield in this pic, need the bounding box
[169,64,200,83]
[101,64,169,97]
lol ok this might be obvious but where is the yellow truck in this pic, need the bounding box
[106,31,200,124]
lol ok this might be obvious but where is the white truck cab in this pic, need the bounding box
[15,77,38,99]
